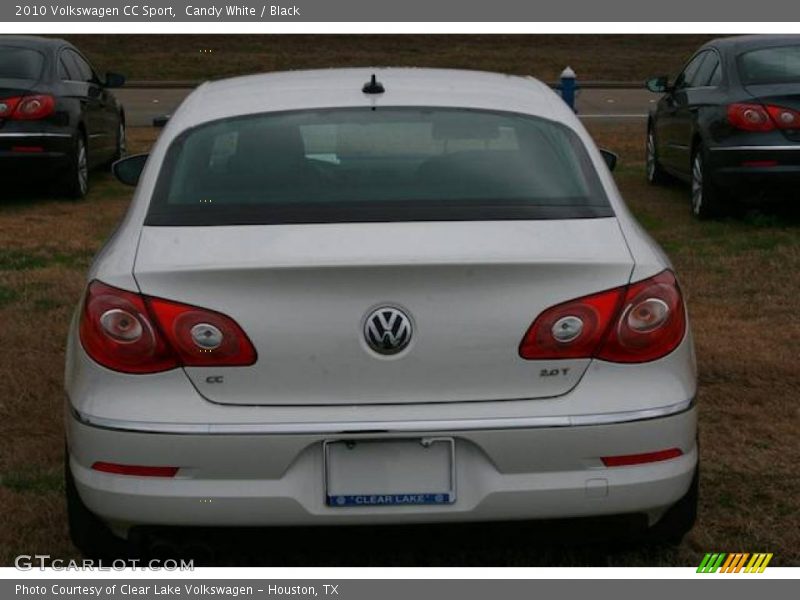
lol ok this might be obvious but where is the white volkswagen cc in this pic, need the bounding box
[65,68,698,557]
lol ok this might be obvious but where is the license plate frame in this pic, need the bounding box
[323,437,456,508]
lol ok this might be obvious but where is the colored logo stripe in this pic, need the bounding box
[746,553,773,573]
[697,553,726,573]
[697,553,712,572]
[721,553,750,573]
[697,553,772,573]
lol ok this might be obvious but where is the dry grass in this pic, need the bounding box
[55,35,722,83]
[587,121,800,564]
[0,124,798,566]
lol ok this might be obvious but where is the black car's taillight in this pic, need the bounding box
[0,95,55,120]
[728,102,800,131]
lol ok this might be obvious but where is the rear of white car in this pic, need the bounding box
[64,69,698,557]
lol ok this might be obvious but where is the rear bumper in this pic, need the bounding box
[708,145,800,192]
[66,311,698,531]
[0,131,72,174]
[67,405,698,530]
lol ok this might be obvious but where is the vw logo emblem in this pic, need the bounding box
[364,306,413,355]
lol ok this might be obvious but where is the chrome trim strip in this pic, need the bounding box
[0,132,71,138]
[71,398,695,436]
[710,145,800,151]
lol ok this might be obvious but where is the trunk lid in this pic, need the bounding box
[133,219,634,406]
[0,77,36,96]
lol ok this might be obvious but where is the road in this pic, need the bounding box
[575,88,655,120]
[115,87,656,127]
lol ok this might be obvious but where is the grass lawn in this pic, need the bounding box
[0,123,797,566]
[55,35,721,83]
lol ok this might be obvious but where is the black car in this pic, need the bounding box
[0,36,126,198]
[645,35,800,218]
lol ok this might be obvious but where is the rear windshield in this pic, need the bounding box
[0,46,45,80]
[146,107,612,226]
[738,45,800,85]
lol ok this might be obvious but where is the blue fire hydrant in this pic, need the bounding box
[559,66,578,113]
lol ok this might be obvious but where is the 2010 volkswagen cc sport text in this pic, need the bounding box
[64,68,698,556]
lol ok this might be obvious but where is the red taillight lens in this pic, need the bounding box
[519,270,686,364]
[0,94,55,120]
[601,448,683,467]
[597,270,686,363]
[79,281,257,373]
[15,94,55,120]
[92,462,179,477]
[80,281,178,373]
[765,104,800,129]
[728,102,800,131]
[0,96,22,118]
[727,103,774,131]
[519,287,625,360]
[146,297,257,367]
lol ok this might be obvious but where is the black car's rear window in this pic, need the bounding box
[146,107,612,226]
[738,45,800,85]
[0,46,44,80]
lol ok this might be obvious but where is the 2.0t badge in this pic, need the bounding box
[363,306,413,355]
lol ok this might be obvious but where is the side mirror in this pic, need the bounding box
[645,75,670,94]
[153,114,171,128]
[599,149,618,172]
[104,72,126,88]
[112,153,148,186]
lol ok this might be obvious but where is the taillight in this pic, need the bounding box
[597,271,686,363]
[767,105,800,128]
[728,102,800,131]
[0,97,21,118]
[518,286,625,360]
[0,95,55,120]
[146,296,257,367]
[727,103,773,131]
[14,95,55,120]
[519,270,686,364]
[79,281,256,374]
[80,281,178,373]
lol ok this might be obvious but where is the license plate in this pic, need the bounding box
[324,438,456,507]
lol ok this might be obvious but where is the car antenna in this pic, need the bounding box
[362,73,385,94]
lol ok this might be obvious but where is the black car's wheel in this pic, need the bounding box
[646,124,670,185]
[61,134,89,199]
[690,146,725,219]
[111,120,127,164]
[645,466,699,545]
